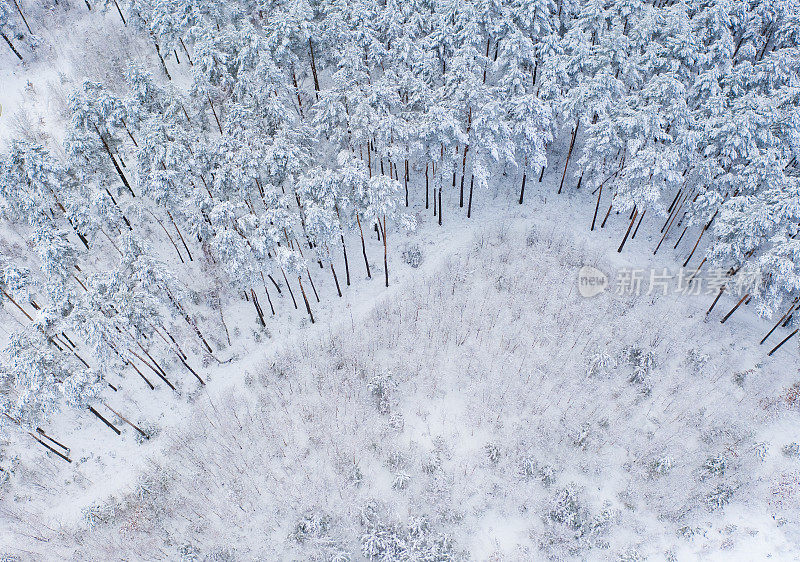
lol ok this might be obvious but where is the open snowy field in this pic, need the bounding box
[3,189,800,560]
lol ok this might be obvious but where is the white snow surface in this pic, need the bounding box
[2,173,799,560]
[1,3,799,561]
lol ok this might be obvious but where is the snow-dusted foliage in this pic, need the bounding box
[16,222,793,559]
[0,0,797,428]
[0,0,799,558]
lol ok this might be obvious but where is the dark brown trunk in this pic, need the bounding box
[88,406,121,435]
[617,208,638,252]
[1,32,22,61]
[768,329,798,357]
[467,175,474,218]
[297,277,315,323]
[559,119,579,194]
[720,293,749,324]
[356,214,371,278]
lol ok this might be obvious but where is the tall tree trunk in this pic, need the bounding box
[617,208,638,252]
[88,406,121,435]
[297,276,314,323]
[438,188,443,226]
[180,38,193,66]
[94,125,135,196]
[591,183,603,231]
[331,263,342,296]
[208,94,222,134]
[404,160,409,207]
[559,119,579,194]
[340,234,350,286]
[381,215,388,287]
[519,171,526,204]
[111,0,126,25]
[1,288,33,321]
[425,164,430,209]
[250,288,266,327]
[356,214,371,278]
[153,40,171,80]
[467,175,474,218]
[309,38,320,95]
[768,329,799,356]
[306,268,320,302]
[281,268,298,309]
[761,298,799,345]
[11,0,32,34]
[720,293,749,324]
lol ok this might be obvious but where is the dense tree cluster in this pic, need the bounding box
[1,0,799,429]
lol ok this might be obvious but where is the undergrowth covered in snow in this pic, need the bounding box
[9,222,797,560]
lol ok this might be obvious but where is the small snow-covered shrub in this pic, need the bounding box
[617,547,645,562]
[402,244,423,268]
[706,485,735,511]
[649,456,674,477]
[292,511,332,543]
[392,472,411,490]
[360,506,460,561]
[368,373,395,414]
[525,227,539,247]
[624,346,656,385]
[542,485,615,556]
[520,457,557,487]
[587,350,617,378]
[484,443,501,464]
[702,455,727,479]
[782,443,800,458]
[0,450,18,487]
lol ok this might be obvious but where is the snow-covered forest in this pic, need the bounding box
[1,0,799,559]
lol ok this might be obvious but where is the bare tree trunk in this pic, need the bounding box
[706,286,726,316]
[309,38,320,95]
[111,0,126,25]
[94,125,135,196]
[297,277,315,323]
[331,263,342,296]
[88,406,121,435]
[381,215,388,287]
[617,208,638,252]
[356,214,371,278]
[519,171,526,204]
[167,211,193,261]
[251,288,266,327]
[768,329,798,357]
[631,208,646,239]
[340,234,350,286]
[153,40,171,80]
[761,298,799,345]
[180,38,193,66]
[281,268,298,309]
[467,175,474,218]
[404,159,409,207]
[208,94,222,134]
[559,119,579,194]
[425,164,429,209]
[720,293,749,324]
[11,0,32,34]
[1,288,33,321]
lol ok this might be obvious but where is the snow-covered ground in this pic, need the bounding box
[3,166,799,559]
[2,2,800,561]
